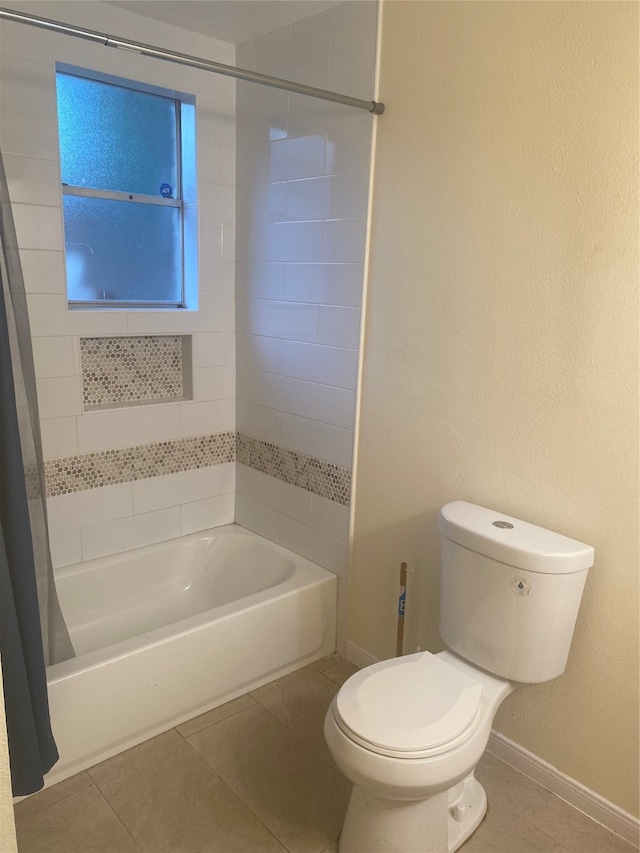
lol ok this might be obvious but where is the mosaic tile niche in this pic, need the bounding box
[80,335,190,410]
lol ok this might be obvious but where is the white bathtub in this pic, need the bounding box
[45,524,337,786]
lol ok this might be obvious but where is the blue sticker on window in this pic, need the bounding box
[160,183,173,198]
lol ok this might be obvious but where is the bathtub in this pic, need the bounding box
[45,524,337,786]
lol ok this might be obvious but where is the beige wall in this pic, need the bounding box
[351,0,639,817]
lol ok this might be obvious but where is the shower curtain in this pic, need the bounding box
[0,150,74,795]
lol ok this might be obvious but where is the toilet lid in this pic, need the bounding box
[335,652,484,754]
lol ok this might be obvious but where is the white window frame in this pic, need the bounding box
[56,63,198,311]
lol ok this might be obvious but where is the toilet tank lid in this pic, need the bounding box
[439,502,594,574]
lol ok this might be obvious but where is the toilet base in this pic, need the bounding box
[447,774,487,852]
[338,774,487,853]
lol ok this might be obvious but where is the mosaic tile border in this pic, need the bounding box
[237,433,351,506]
[80,335,184,409]
[44,432,351,505]
[45,432,235,497]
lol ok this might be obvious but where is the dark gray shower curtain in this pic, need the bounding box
[0,150,74,795]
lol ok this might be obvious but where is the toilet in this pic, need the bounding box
[324,501,594,853]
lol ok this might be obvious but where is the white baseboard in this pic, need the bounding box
[488,730,639,847]
[344,642,639,848]
[344,641,380,669]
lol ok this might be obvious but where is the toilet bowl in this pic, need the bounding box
[324,650,515,852]
[325,501,594,853]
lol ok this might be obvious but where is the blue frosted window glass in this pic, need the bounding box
[56,73,177,197]
[63,196,181,304]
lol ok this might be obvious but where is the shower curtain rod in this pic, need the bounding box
[0,6,385,115]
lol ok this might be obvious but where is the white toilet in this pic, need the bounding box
[324,501,594,853]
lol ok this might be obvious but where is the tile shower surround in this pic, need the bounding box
[44,431,351,506]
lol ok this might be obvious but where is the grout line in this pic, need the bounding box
[211,697,341,847]
[72,781,145,852]
[180,714,294,853]
[247,668,344,770]
[484,791,573,853]
[12,773,95,825]
[174,696,258,740]
[169,728,228,788]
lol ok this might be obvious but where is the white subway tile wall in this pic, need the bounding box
[2,151,62,207]
[279,412,353,469]
[178,398,235,437]
[81,507,182,562]
[311,495,350,542]
[19,249,66,294]
[32,336,76,379]
[234,0,377,581]
[132,465,235,516]
[48,529,82,570]
[40,416,79,460]
[236,464,313,527]
[48,483,135,534]
[283,263,363,306]
[12,202,63,251]
[180,492,235,536]
[314,384,356,430]
[278,514,349,580]
[35,376,83,419]
[235,492,279,541]
[76,405,183,453]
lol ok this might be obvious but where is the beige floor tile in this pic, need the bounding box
[312,654,360,687]
[13,770,93,824]
[88,728,284,853]
[312,653,344,673]
[462,833,572,853]
[477,753,638,853]
[320,660,360,687]
[15,784,139,853]
[196,824,288,853]
[460,794,572,852]
[176,694,257,738]
[187,703,352,853]
[250,665,340,762]
[523,800,638,853]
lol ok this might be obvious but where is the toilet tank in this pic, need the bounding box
[438,502,594,683]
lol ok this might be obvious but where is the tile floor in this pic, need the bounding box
[13,654,638,853]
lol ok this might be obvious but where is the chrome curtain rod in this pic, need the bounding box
[0,6,385,115]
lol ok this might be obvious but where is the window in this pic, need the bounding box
[55,67,196,308]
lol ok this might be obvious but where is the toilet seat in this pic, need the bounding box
[334,652,484,759]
